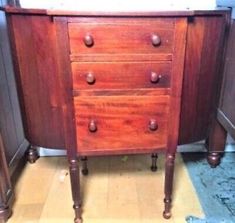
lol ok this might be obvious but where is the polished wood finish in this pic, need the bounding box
[4,13,228,150]
[68,18,174,55]
[4,6,229,222]
[7,15,65,150]
[179,15,228,144]
[53,17,81,222]
[74,96,169,155]
[72,62,171,90]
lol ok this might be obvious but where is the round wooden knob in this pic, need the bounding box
[150,72,162,83]
[84,34,94,47]
[88,120,97,132]
[149,119,158,131]
[151,34,161,47]
[86,73,96,85]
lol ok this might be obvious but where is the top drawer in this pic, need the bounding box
[68,18,175,56]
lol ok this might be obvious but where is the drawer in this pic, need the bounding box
[72,62,171,90]
[74,96,169,154]
[68,18,174,56]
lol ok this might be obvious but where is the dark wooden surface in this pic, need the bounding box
[71,62,171,90]
[4,7,230,221]
[179,15,227,145]
[7,15,65,149]
[68,18,174,55]
[218,20,235,140]
[75,96,169,155]
[4,13,228,150]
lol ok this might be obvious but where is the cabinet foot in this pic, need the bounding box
[150,153,158,172]
[26,145,39,164]
[207,152,221,168]
[163,153,175,219]
[81,157,88,176]
[207,119,227,168]
[0,206,12,222]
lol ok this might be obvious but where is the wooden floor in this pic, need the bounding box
[8,154,204,223]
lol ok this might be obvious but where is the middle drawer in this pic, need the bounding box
[72,61,171,90]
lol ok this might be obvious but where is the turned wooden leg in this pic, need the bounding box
[163,153,175,219]
[81,157,88,176]
[0,206,12,223]
[206,119,227,168]
[69,159,82,223]
[150,153,158,172]
[26,145,39,164]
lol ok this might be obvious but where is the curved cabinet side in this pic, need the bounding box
[179,15,228,145]
[7,14,65,149]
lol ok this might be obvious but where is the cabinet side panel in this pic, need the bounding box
[179,15,227,145]
[8,15,65,149]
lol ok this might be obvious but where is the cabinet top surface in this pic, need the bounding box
[2,0,230,16]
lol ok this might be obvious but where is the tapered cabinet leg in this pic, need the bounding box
[26,145,39,164]
[163,153,175,219]
[151,153,158,172]
[206,119,227,168]
[0,206,11,223]
[81,157,88,176]
[69,159,82,223]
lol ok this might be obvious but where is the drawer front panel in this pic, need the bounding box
[74,96,169,153]
[68,18,174,55]
[72,62,171,90]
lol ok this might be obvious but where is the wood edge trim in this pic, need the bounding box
[1,6,230,17]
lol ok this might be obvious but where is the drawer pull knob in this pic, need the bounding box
[88,120,97,132]
[84,35,94,47]
[150,72,162,83]
[149,119,158,131]
[151,34,161,47]
[86,73,96,85]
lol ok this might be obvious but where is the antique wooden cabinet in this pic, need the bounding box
[2,3,230,222]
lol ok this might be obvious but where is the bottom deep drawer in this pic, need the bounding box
[74,96,169,155]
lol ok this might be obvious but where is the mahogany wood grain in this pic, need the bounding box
[7,15,65,149]
[72,62,171,90]
[164,18,187,218]
[74,96,169,155]
[70,53,172,62]
[73,88,171,97]
[3,7,230,221]
[68,18,174,55]
[54,17,82,222]
[179,15,228,144]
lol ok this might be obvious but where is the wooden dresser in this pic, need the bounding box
[3,4,230,222]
